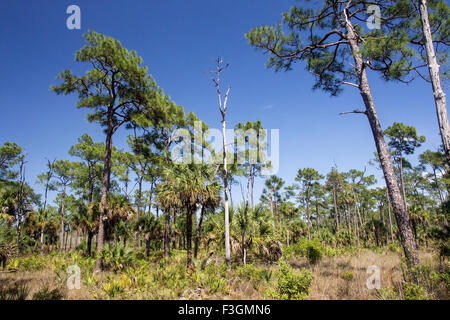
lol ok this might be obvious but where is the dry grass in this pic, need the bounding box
[289,249,439,300]
[0,248,446,300]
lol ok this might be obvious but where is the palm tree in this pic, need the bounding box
[159,164,210,267]
[194,175,221,259]
[72,202,99,256]
[156,179,182,257]
[135,214,162,257]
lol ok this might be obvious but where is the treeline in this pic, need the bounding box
[1,0,450,272]
[1,122,449,269]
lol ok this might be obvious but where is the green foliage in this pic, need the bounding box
[290,239,324,264]
[403,283,430,300]
[204,275,228,294]
[401,262,450,299]
[305,240,324,265]
[7,255,47,271]
[276,259,313,300]
[102,276,126,299]
[388,242,400,253]
[99,243,135,272]
[340,271,354,282]
[377,287,400,300]
[0,142,23,180]
[236,264,273,284]
[32,286,65,300]
[384,122,426,158]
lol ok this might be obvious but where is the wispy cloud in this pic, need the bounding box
[263,104,273,110]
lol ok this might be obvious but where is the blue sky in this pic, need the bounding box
[0,0,446,206]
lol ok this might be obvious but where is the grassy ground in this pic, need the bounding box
[0,247,448,300]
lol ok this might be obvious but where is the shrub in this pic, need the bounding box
[7,255,47,271]
[291,239,324,264]
[99,243,134,272]
[305,240,323,265]
[277,259,313,300]
[235,264,273,284]
[340,271,354,281]
[205,275,228,294]
[102,277,125,299]
[387,243,400,253]
[377,287,400,300]
[403,283,430,300]
[32,287,65,300]
[0,281,30,300]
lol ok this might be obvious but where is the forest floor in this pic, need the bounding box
[0,247,448,300]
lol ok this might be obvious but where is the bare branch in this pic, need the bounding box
[342,81,359,88]
[339,109,367,115]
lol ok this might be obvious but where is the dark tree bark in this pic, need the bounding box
[186,208,193,267]
[344,9,418,265]
[145,236,151,258]
[164,209,171,257]
[59,185,66,251]
[194,205,206,259]
[94,111,114,272]
[87,232,93,256]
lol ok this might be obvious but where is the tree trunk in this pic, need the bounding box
[68,232,73,250]
[40,160,52,255]
[243,175,250,266]
[87,232,93,256]
[419,0,450,166]
[186,209,193,267]
[222,113,231,265]
[306,188,312,240]
[344,12,419,265]
[399,156,408,211]
[433,168,444,204]
[172,211,177,249]
[164,209,171,257]
[135,176,143,248]
[40,227,45,254]
[145,235,151,258]
[250,172,255,209]
[148,181,154,215]
[194,205,206,259]
[333,189,340,232]
[74,230,79,249]
[386,188,395,243]
[352,190,365,243]
[59,186,66,251]
[95,112,114,272]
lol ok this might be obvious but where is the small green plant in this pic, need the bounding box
[377,287,400,300]
[7,255,47,271]
[277,259,313,300]
[102,277,125,299]
[387,243,400,253]
[340,271,354,281]
[292,239,324,264]
[205,275,228,294]
[305,240,323,265]
[403,283,430,300]
[99,243,135,272]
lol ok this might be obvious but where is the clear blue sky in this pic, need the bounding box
[0,0,446,206]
